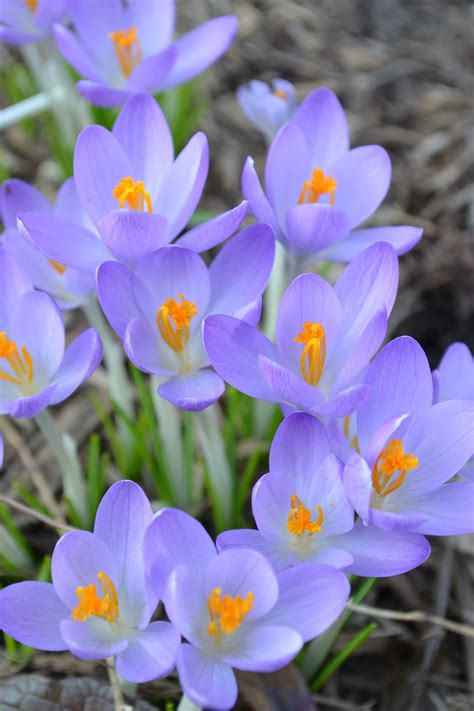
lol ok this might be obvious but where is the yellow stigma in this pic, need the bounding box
[298,168,337,206]
[71,572,119,623]
[287,494,323,536]
[273,89,287,100]
[109,26,142,78]
[372,439,419,497]
[48,259,67,275]
[0,332,33,386]
[113,177,153,212]
[294,321,326,386]
[156,294,198,353]
[207,587,254,637]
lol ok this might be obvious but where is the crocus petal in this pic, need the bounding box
[124,315,175,376]
[269,412,331,488]
[314,384,369,418]
[338,523,431,576]
[35,0,68,30]
[97,210,169,267]
[50,328,103,405]
[434,342,474,402]
[222,624,302,672]
[208,223,275,316]
[330,146,391,229]
[161,15,238,89]
[321,225,423,262]
[275,273,342,374]
[216,529,291,572]
[241,157,278,231]
[94,481,154,627]
[74,125,134,224]
[111,92,173,198]
[115,621,180,683]
[154,133,209,240]
[164,566,206,647]
[53,24,103,82]
[343,451,373,523]
[60,619,128,661]
[0,247,33,329]
[259,356,324,411]
[357,336,433,455]
[18,212,109,271]
[51,530,116,609]
[261,564,350,642]
[96,261,139,340]
[203,549,278,620]
[265,123,310,226]
[3,386,56,419]
[203,315,280,402]
[177,201,249,252]
[1,178,51,228]
[368,508,429,532]
[0,582,68,651]
[158,370,225,411]
[126,45,177,94]
[10,291,64,379]
[285,204,350,256]
[292,87,350,169]
[177,643,238,710]
[76,81,132,108]
[405,482,474,536]
[144,508,216,598]
[128,0,175,53]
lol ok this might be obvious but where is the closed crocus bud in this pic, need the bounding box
[237,78,297,142]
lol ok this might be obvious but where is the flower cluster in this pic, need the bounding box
[0,4,473,709]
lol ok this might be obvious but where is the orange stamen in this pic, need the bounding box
[156,294,198,353]
[273,89,287,100]
[71,572,119,623]
[113,177,153,212]
[109,26,142,78]
[207,587,254,636]
[287,494,324,536]
[25,0,37,11]
[0,332,33,386]
[294,322,326,386]
[298,168,337,206]
[372,439,419,497]
[48,259,67,275]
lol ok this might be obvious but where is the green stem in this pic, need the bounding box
[310,622,378,690]
[35,409,87,525]
[177,695,202,711]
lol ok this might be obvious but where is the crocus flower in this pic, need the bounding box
[204,242,397,417]
[0,481,180,681]
[343,336,474,535]
[242,87,422,265]
[237,79,297,143]
[0,248,102,418]
[1,178,95,309]
[218,412,431,577]
[53,0,237,107]
[18,92,248,270]
[0,0,68,44]
[432,342,474,481]
[144,507,349,710]
[97,224,275,410]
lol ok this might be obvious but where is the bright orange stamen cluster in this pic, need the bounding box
[287,494,323,536]
[156,294,198,353]
[113,177,153,212]
[207,587,254,636]
[109,26,142,78]
[48,259,67,275]
[0,332,33,386]
[294,321,326,386]
[25,0,37,11]
[373,439,419,497]
[298,168,337,206]
[273,89,287,100]
[71,572,119,623]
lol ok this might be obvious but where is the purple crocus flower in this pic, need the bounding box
[18,92,248,271]
[97,224,275,411]
[343,336,474,535]
[53,0,237,107]
[0,0,68,45]
[242,86,422,264]
[218,412,431,577]
[0,248,102,418]
[237,79,297,143]
[1,178,95,309]
[432,342,474,481]
[144,507,349,709]
[204,242,397,417]
[0,481,180,682]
